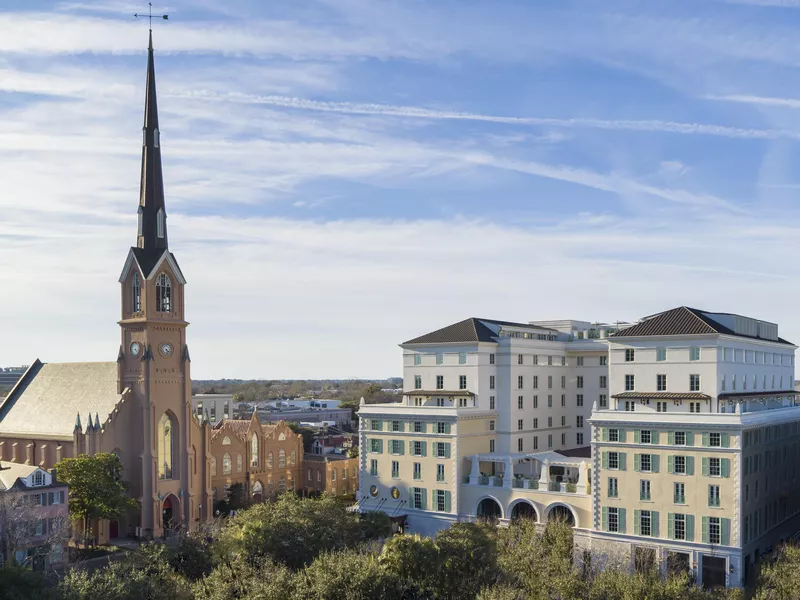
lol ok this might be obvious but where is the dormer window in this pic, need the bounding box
[33,471,45,487]
[132,273,141,313]
[157,209,165,239]
[156,273,172,312]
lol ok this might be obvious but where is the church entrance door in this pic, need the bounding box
[162,495,177,535]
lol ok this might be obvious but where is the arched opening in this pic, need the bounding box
[222,452,232,475]
[162,494,179,535]
[278,450,286,468]
[131,273,141,313]
[251,434,259,467]
[510,501,538,521]
[547,504,576,527]
[156,273,172,312]
[157,413,176,480]
[252,481,263,503]
[210,456,217,476]
[477,497,503,520]
[267,452,273,469]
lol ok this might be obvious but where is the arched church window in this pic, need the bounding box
[251,434,259,467]
[222,436,231,446]
[278,450,286,468]
[156,273,171,312]
[222,453,232,475]
[157,413,175,480]
[132,273,141,313]
[290,450,296,466]
[210,456,217,476]
[279,476,286,493]
[267,452,273,469]
[236,454,243,473]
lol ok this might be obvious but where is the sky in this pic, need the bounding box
[3,0,800,379]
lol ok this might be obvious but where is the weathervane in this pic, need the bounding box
[134,2,169,30]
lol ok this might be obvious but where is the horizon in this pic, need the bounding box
[3,1,800,379]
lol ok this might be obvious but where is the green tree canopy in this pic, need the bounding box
[54,453,138,543]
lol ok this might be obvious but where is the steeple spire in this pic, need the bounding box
[137,30,168,252]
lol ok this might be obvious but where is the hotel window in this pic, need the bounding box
[561,376,566,389]
[412,487,425,510]
[608,477,618,497]
[533,418,538,429]
[708,485,720,506]
[435,443,450,459]
[607,507,620,532]
[435,489,449,512]
[489,375,495,390]
[414,421,423,433]
[391,461,399,478]
[489,396,495,410]
[533,376,539,389]
[533,395,538,409]
[624,401,635,412]
[561,415,566,427]
[708,432,721,447]
[413,463,421,480]
[639,510,652,536]
[576,394,584,407]
[708,458,721,478]
[392,421,402,432]
[437,464,445,482]
[656,401,667,412]
[437,422,449,434]
[752,374,757,390]
[577,433,584,446]
[459,352,467,365]
[721,375,726,391]
[533,436,539,450]
[673,456,687,474]
[600,356,608,366]
[412,441,424,456]
[459,375,467,390]
[490,439,495,452]
[577,416,584,428]
[561,394,566,407]
[533,355,539,365]
[640,454,653,472]
[656,348,667,362]
[547,434,552,448]
[577,376,584,389]
[370,459,378,476]
[518,354,523,365]
[707,517,721,544]
[436,353,443,365]
[608,428,620,442]
[371,419,381,431]
[489,353,495,365]
[548,395,553,408]
[608,452,620,470]
[625,349,635,362]
[640,480,651,501]
[436,375,443,390]
[548,376,553,389]
[599,394,608,408]
[561,433,566,445]
[518,375,524,389]
[548,355,553,366]
[518,396,524,409]
[674,482,685,504]
[414,376,422,389]
[689,402,700,413]
[390,440,404,455]
[625,375,635,391]
[640,430,651,444]
[600,376,607,389]
[561,356,566,366]
[690,347,701,361]
[657,374,667,391]
[518,438,524,452]
[518,419,524,431]
[548,417,553,427]
[414,354,421,366]
[577,356,584,366]
[732,374,737,391]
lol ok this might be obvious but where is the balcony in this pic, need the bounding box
[463,451,591,497]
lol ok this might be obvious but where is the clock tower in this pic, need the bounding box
[116,31,211,537]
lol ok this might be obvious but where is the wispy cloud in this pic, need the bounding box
[708,94,800,108]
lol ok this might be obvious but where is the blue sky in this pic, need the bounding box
[2,0,800,379]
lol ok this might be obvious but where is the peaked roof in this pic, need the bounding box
[0,361,123,438]
[612,306,793,345]
[132,31,170,277]
[403,317,555,345]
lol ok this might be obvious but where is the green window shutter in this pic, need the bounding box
[634,509,641,535]
[444,443,451,459]
[667,431,675,445]
[702,432,709,447]
[602,507,608,531]
[721,518,731,546]
[445,491,451,513]
[702,457,709,476]
[421,423,426,433]
[721,433,729,448]
[421,441,427,457]
[602,428,608,442]
[686,515,695,542]
[667,513,674,540]
[399,440,405,456]
[431,489,436,510]
[634,454,641,472]
[377,439,383,454]
[377,420,383,431]
[652,455,660,473]
[668,455,674,474]
[602,452,609,469]
[620,430,627,443]
[421,488,427,510]
[686,432,694,446]
[400,422,405,432]
[722,458,730,478]
[445,423,451,434]
[634,430,641,444]
[618,508,626,534]
[652,511,659,538]
[686,456,695,476]
[652,431,660,444]
[409,487,414,505]
[702,516,709,543]
[619,453,627,471]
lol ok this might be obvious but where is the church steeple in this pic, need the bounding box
[137,30,168,252]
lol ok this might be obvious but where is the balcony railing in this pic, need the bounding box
[465,476,587,495]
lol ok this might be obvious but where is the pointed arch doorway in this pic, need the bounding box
[162,494,180,535]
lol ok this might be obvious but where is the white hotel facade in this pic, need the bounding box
[358,307,800,588]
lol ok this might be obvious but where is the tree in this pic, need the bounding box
[54,453,138,546]
[435,522,498,600]
[215,493,360,569]
[379,533,440,595]
[193,557,296,600]
[753,544,800,600]
[0,489,69,566]
[0,563,56,600]
[226,483,247,512]
[358,510,392,541]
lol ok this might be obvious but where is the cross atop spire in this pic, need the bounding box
[137,29,168,253]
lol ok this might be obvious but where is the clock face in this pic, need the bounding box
[130,342,140,357]
[159,342,174,358]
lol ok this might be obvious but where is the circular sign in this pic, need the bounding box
[391,487,400,499]
[369,485,379,497]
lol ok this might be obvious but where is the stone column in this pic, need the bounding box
[503,457,514,489]
[538,459,551,488]
[469,456,480,484]
[576,461,588,494]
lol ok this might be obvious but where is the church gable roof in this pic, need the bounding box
[0,361,122,438]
